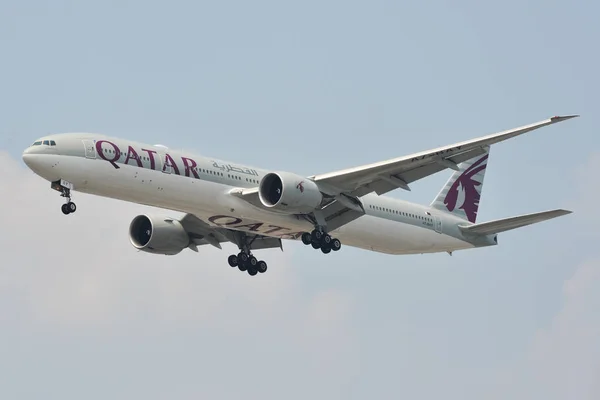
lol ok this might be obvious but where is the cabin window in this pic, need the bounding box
[50,140,56,146]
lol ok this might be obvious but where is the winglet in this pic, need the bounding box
[550,115,579,122]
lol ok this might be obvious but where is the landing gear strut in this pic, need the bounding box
[301,228,342,254]
[52,180,77,215]
[227,234,268,277]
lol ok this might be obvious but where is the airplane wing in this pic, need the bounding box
[230,115,577,232]
[179,213,282,251]
[311,115,578,198]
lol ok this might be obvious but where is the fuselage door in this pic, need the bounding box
[83,140,96,159]
[434,216,442,233]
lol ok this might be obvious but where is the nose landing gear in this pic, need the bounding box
[51,179,77,215]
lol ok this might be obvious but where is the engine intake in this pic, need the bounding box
[258,172,323,213]
[129,215,190,255]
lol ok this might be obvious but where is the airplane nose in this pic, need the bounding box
[22,147,46,172]
[21,150,60,182]
[22,152,36,169]
[22,146,37,165]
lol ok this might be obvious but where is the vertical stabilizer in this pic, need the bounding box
[430,147,489,223]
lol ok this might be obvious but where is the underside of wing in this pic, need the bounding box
[180,213,282,251]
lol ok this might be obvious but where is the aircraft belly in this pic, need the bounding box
[60,157,473,252]
[335,215,472,255]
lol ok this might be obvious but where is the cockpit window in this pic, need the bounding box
[31,139,56,146]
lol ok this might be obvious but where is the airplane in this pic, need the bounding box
[22,115,578,276]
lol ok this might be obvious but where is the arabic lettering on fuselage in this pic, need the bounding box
[94,139,259,178]
[212,161,259,176]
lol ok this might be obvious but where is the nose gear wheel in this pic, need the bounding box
[52,180,77,215]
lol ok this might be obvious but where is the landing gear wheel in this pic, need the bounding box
[248,268,258,276]
[301,232,312,245]
[238,263,247,272]
[67,202,76,213]
[249,256,258,268]
[238,252,249,263]
[228,255,238,267]
[61,204,70,215]
[311,229,323,242]
[331,238,342,251]
[321,246,331,254]
[323,234,332,245]
[311,241,321,249]
[257,261,267,273]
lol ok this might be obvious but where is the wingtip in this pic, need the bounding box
[551,114,580,122]
[552,209,573,217]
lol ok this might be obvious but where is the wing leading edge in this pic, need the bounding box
[228,115,578,234]
[311,115,579,198]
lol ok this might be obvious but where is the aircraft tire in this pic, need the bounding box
[331,238,341,251]
[228,255,238,267]
[257,261,267,273]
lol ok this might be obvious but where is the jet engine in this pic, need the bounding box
[258,172,323,213]
[129,215,190,255]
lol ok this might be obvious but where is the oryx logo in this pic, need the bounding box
[443,155,488,223]
[296,181,305,193]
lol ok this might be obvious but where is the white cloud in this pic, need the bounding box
[520,259,600,400]
[491,153,600,400]
[516,153,600,399]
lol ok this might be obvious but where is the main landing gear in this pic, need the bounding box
[227,252,268,276]
[301,228,342,254]
[51,180,77,215]
[227,232,268,277]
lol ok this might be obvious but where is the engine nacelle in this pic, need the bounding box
[129,215,190,255]
[258,172,323,213]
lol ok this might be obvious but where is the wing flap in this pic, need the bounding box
[458,209,572,235]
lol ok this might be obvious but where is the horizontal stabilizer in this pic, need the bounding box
[458,209,572,235]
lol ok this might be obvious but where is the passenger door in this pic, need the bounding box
[82,140,96,159]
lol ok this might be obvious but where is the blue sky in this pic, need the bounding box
[0,1,598,399]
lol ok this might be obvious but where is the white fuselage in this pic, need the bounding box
[22,133,496,255]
